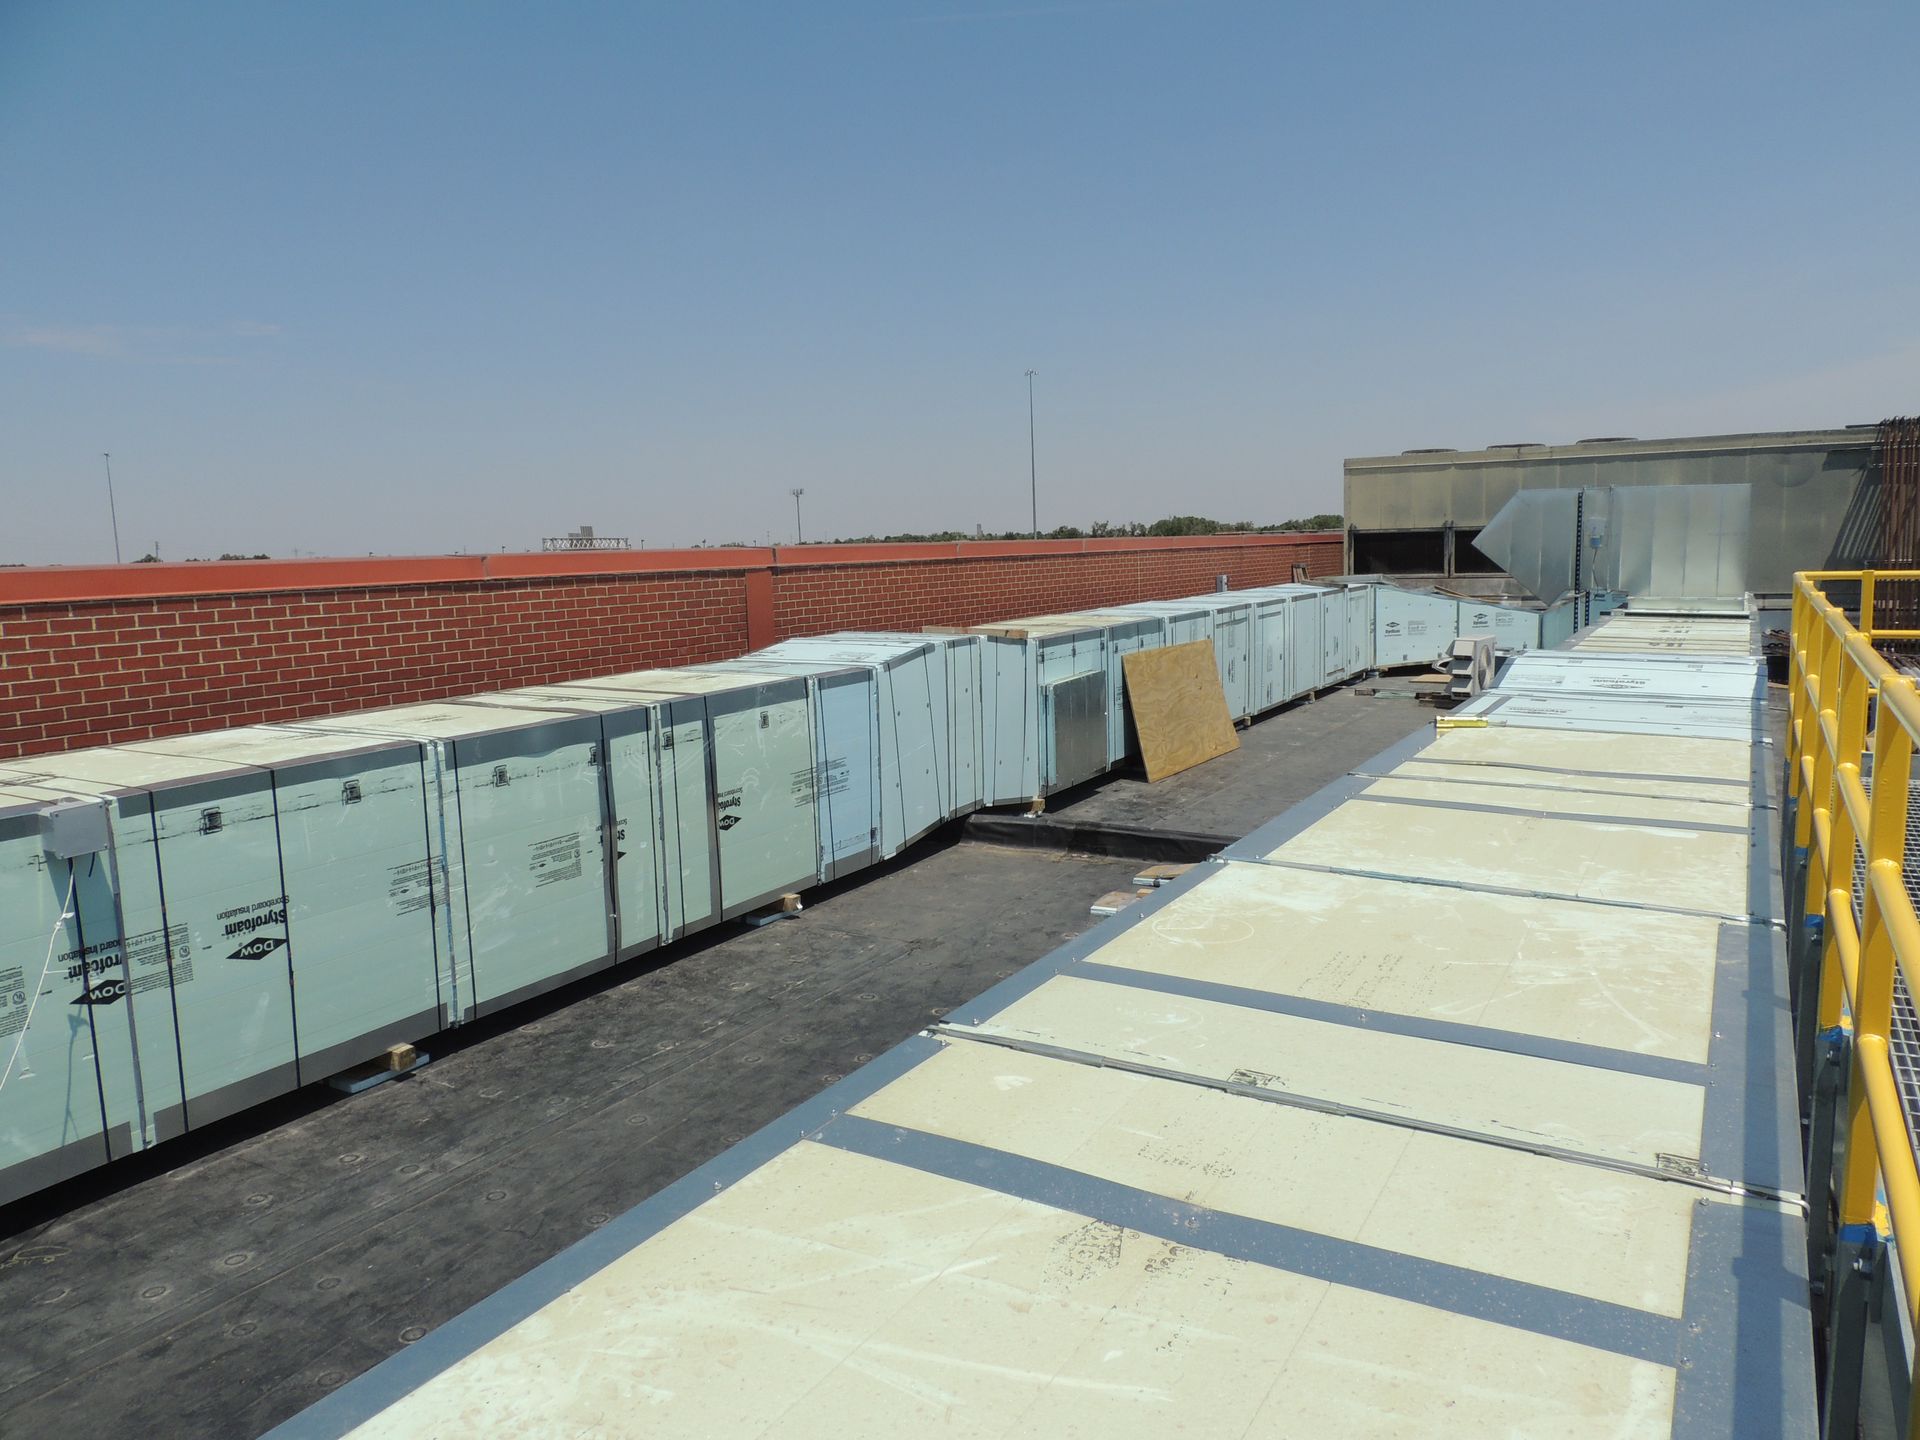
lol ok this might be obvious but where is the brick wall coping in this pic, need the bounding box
[0,533,1340,606]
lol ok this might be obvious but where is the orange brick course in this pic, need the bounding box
[0,534,1341,760]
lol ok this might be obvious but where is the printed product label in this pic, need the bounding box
[0,967,26,1039]
[58,937,121,982]
[530,833,583,888]
[219,896,289,961]
[790,758,849,803]
[386,859,444,917]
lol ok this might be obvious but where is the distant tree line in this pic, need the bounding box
[134,552,270,562]
[829,513,1343,544]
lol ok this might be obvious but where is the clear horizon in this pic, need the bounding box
[4,1,1916,564]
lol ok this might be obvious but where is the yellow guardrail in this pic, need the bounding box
[1792,570,1920,1433]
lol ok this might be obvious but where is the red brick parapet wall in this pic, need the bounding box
[0,533,1342,760]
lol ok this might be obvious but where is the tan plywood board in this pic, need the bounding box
[1121,639,1239,782]
[1088,862,1719,1061]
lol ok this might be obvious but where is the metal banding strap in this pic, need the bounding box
[1347,791,1752,836]
[1240,855,1772,927]
[1348,768,1763,811]
[1066,959,1711,1086]
[1406,755,1749,789]
[936,1024,1785,1203]
[815,1114,1682,1366]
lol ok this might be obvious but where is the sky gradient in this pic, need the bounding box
[4,0,1916,563]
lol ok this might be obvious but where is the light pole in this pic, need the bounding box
[102,452,122,563]
[1024,370,1038,539]
[790,487,805,544]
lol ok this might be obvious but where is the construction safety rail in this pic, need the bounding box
[1790,569,1920,1437]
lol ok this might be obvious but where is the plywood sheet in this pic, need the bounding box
[1122,639,1238,782]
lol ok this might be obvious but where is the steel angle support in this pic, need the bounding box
[1871,1238,1916,1440]
[1805,1026,1850,1317]
[1823,1223,1884,1440]
[1795,911,1825,1109]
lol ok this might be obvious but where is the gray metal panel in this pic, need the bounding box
[1042,670,1108,793]
[1597,483,1751,603]
[1471,487,1582,602]
[1344,428,1872,594]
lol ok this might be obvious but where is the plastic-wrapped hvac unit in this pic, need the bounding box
[990,610,1168,767]
[1369,585,1461,669]
[722,636,957,865]
[286,702,613,1019]
[960,620,1109,802]
[1165,595,1259,720]
[838,631,986,818]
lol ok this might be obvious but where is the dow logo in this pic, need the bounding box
[716,813,741,831]
[229,936,288,961]
[72,977,129,1007]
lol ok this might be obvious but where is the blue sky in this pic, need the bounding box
[3,0,1916,562]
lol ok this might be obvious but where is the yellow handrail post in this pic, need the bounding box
[1789,580,1804,801]
[1862,569,1877,640]
[1812,615,1850,1030]
[1820,655,1873,1039]
[1837,674,1902,1230]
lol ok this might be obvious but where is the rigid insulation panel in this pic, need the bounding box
[1113,599,1228,721]
[288,703,613,1019]
[1455,598,1575,653]
[0,749,321,1148]
[697,659,880,880]
[1491,652,1764,706]
[838,631,986,817]
[0,785,128,1202]
[457,685,675,957]
[1250,586,1328,702]
[1244,583,1346,691]
[120,726,448,1081]
[547,670,821,918]
[1106,600,1212,649]
[994,611,1167,767]
[1370,586,1461,669]
[729,638,952,862]
[1318,585,1351,682]
[1540,601,1578,649]
[965,623,1107,803]
[1242,593,1294,712]
[1167,596,1257,720]
[1345,584,1375,671]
